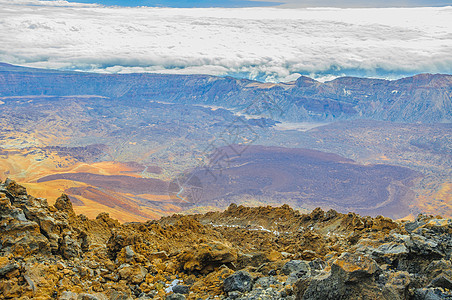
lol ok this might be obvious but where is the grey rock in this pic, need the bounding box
[297,253,382,300]
[166,293,186,300]
[268,269,277,276]
[60,233,82,259]
[0,186,51,256]
[429,275,452,290]
[0,262,18,277]
[413,288,452,300]
[282,260,311,276]
[227,291,242,299]
[224,271,253,293]
[23,274,36,292]
[308,258,327,271]
[426,260,452,280]
[405,220,426,233]
[375,243,409,256]
[11,208,27,222]
[255,276,280,289]
[172,284,189,294]
[407,234,444,257]
[124,245,135,260]
[233,286,282,300]
[148,251,169,260]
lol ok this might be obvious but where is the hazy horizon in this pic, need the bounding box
[1,0,451,82]
[63,0,452,8]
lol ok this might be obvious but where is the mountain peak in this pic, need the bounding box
[394,73,452,88]
[295,75,319,86]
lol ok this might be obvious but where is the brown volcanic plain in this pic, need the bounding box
[0,66,450,221]
[1,144,424,221]
[186,145,422,219]
[0,100,449,221]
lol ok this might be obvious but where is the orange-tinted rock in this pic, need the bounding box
[333,252,381,282]
[1,180,451,300]
[54,194,76,217]
[178,241,237,273]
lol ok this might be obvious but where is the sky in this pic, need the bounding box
[63,0,452,8]
[62,0,281,8]
[0,0,451,82]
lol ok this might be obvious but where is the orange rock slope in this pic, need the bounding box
[1,179,452,299]
[0,148,180,223]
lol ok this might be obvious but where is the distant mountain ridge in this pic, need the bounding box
[0,63,451,123]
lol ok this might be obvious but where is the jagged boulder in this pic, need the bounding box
[413,288,452,300]
[172,284,189,294]
[282,260,311,276]
[117,264,147,284]
[20,196,64,253]
[224,270,253,293]
[54,194,75,215]
[382,271,411,300]
[0,190,50,256]
[106,228,142,260]
[404,215,452,259]
[178,241,237,273]
[2,178,27,198]
[282,260,311,284]
[59,232,82,259]
[429,274,452,290]
[0,257,19,278]
[166,294,186,300]
[0,180,90,260]
[296,252,382,299]
[424,260,452,281]
[332,252,381,283]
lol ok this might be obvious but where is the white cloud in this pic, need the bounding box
[0,0,451,82]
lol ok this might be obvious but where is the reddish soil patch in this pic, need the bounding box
[37,172,168,195]
[66,195,85,206]
[65,186,152,218]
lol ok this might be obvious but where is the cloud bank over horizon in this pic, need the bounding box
[0,0,451,82]
[60,0,452,8]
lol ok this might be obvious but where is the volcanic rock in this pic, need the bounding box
[223,271,253,293]
[0,179,451,299]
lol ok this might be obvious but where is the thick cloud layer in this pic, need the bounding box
[0,0,451,82]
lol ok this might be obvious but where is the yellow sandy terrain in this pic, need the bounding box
[415,182,452,218]
[0,148,182,222]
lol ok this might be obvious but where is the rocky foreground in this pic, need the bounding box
[1,179,452,299]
